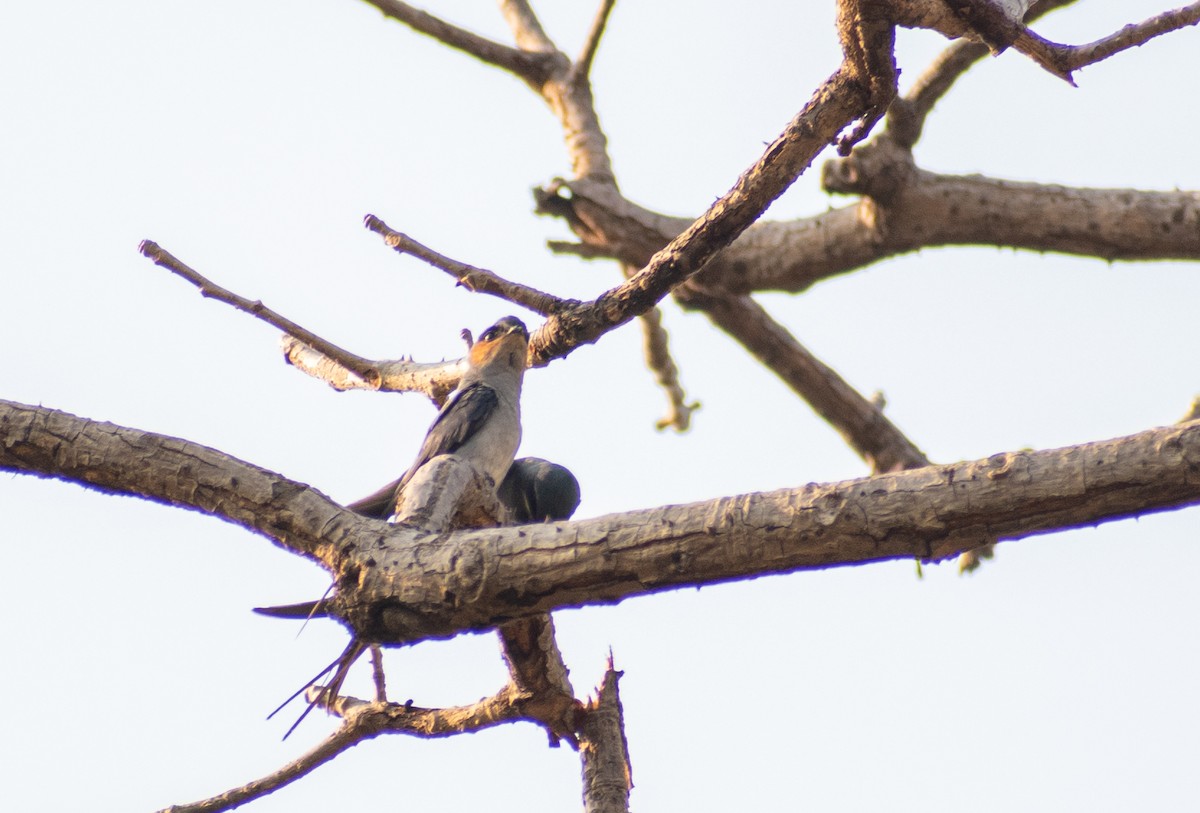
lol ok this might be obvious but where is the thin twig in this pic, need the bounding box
[370,644,388,702]
[360,0,553,82]
[364,215,569,317]
[138,240,384,388]
[629,273,698,432]
[570,0,618,84]
[639,310,699,433]
[1019,0,1200,80]
[1067,1,1200,67]
[887,0,1076,146]
[162,686,532,813]
[158,716,374,813]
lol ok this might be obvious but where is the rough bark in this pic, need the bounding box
[5,400,1198,648]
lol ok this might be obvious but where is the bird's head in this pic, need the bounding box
[467,316,529,372]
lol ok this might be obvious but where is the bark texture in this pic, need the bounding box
[5,400,1198,647]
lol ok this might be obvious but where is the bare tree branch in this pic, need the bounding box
[636,303,699,433]
[1019,1,1200,80]
[498,614,581,746]
[578,659,633,813]
[886,39,988,146]
[163,684,536,813]
[887,0,1076,146]
[159,714,377,813]
[7,399,1199,648]
[834,0,899,152]
[279,335,464,403]
[498,0,558,53]
[681,290,928,473]
[139,240,385,388]
[140,238,471,402]
[364,214,570,316]
[0,399,354,570]
[548,165,1200,297]
[360,0,554,82]
[571,0,618,84]
[529,62,883,363]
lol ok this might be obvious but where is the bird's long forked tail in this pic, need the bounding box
[268,639,367,740]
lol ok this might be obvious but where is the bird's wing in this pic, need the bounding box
[345,477,403,518]
[404,381,500,480]
[345,383,500,518]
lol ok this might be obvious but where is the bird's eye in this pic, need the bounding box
[480,328,498,342]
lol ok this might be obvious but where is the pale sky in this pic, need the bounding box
[3,2,1199,812]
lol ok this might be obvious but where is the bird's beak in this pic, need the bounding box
[502,320,529,339]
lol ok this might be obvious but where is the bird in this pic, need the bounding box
[264,315,531,736]
[497,457,581,523]
[350,314,530,519]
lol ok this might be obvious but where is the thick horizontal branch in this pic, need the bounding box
[0,399,358,570]
[818,151,1200,273]
[350,418,1200,642]
[9,399,1193,645]
[546,163,1200,297]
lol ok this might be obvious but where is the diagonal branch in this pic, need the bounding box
[0,399,356,570]
[570,0,618,84]
[497,0,558,53]
[364,214,569,316]
[164,686,532,813]
[681,290,928,473]
[359,0,555,82]
[139,240,384,388]
[529,63,880,364]
[1019,1,1200,80]
[140,238,469,402]
[887,0,1076,146]
[159,714,376,813]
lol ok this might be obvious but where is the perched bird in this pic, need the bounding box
[348,457,581,524]
[264,315,530,736]
[349,315,530,519]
